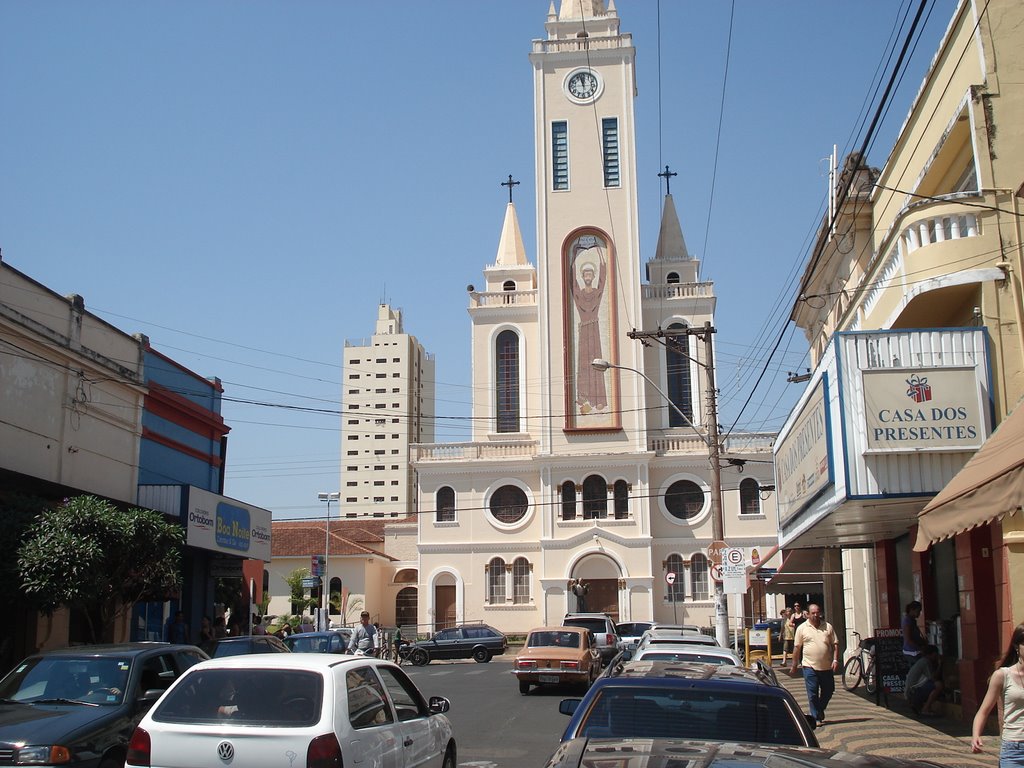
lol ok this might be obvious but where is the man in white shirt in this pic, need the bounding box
[789,603,839,726]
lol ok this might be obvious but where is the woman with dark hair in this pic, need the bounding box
[972,622,1024,765]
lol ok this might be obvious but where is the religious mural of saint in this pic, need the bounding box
[569,234,609,415]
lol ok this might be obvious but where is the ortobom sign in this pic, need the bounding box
[186,487,272,562]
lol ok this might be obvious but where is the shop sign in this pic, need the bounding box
[863,367,983,452]
[776,378,831,520]
[186,487,272,562]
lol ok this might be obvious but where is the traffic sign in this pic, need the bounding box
[707,540,728,565]
[301,576,322,589]
[724,547,745,567]
[709,563,723,583]
[665,571,676,585]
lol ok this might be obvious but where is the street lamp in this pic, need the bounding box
[592,357,730,648]
[317,492,340,630]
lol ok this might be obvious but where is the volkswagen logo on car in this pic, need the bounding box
[217,741,235,762]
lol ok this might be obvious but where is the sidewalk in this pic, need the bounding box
[776,670,996,768]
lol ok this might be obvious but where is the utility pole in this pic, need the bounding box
[627,321,729,647]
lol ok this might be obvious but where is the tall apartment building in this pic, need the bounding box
[341,304,435,519]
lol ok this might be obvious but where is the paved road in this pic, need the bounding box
[405,657,1001,768]
[405,658,573,767]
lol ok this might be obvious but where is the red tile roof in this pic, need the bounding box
[271,520,400,561]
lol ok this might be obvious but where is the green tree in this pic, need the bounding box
[284,568,318,616]
[18,495,183,643]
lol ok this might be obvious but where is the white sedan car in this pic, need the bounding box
[125,653,455,768]
[633,644,742,666]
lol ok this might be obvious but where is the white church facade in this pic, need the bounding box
[409,0,779,635]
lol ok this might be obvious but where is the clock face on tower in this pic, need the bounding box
[566,70,601,101]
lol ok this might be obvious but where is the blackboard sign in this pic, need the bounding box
[873,627,911,695]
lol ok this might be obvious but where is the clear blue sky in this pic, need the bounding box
[1,1,957,519]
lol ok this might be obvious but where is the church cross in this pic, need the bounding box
[501,174,520,203]
[658,165,678,196]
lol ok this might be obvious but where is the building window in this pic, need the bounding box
[691,553,709,600]
[512,558,530,604]
[561,483,577,521]
[582,475,607,520]
[487,558,506,603]
[552,121,568,190]
[666,323,694,425]
[503,280,516,292]
[739,477,761,515]
[496,330,520,433]
[613,479,629,519]
[666,272,680,284]
[602,117,619,187]
[436,486,455,523]
[490,485,528,524]
[665,480,704,521]
[666,554,685,603]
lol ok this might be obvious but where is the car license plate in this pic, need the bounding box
[539,674,560,684]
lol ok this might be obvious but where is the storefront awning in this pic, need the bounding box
[764,548,831,594]
[914,398,1024,551]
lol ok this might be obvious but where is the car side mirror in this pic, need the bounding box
[559,699,580,716]
[428,696,450,714]
[138,689,163,705]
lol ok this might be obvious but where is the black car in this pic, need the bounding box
[558,659,818,746]
[208,635,290,657]
[0,642,208,768]
[406,623,507,665]
[545,738,946,768]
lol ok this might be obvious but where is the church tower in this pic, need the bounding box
[530,0,646,449]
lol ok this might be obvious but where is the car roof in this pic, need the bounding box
[287,630,348,637]
[635,645,740,659]
[554,738,939,768]
[604,660,781,688]
[529,625,587,634]
[190,652,385,671]
[26,643,202,659]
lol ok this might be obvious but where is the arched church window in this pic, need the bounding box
[487,557,506,603]
[666,322,694,426]
[503,280,516,291]
[496,330,520,433]
[691,553,709,600]
[436,486,455,522]
[666,272,680,284]
[512,558,530,604]
[561,482,577,521]
[613,479,629,519]
[582,474,607,520]
[739,477,761,515]
[665,554,685,602]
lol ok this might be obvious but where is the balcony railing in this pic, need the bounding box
[532,35,632,55]
[413,441,538,462]
[641,282,714,301]
[648,430,775,456]
[469,290,538,309]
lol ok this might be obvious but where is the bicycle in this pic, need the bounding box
[842,630,877,693]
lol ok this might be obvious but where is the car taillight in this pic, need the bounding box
[604,634,612,645]
[308,733,343,768]
[126,727,151,767]
[560,661,579,670]
[516,660,537,669]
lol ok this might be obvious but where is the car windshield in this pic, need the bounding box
[286,636,329,653]
[212,641,253,658]
[637,652,734,665]
[528,631,580,648]
[576,687,804,745]
[0,656,130,705]
[154,668,323,727]
[616,623,651,637]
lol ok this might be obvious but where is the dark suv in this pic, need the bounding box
[0,642,208,768]
[558,659,818,746]
[562,613,620,665]
[406,623,508,665]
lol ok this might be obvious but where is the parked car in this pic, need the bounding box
[634,628,721,652]
[208,635,291,657]
[513,626,601,695]
[0,642,208,768]
[632,644,742,665]
[614,621,653,650]
[405,623,508,666]
[545,738,947,768]
[562,613,620,664]
[125,653,455,768]
[282,629,352,654]
[557,659,818,746]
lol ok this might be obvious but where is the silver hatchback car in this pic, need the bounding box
[126,654,455,768]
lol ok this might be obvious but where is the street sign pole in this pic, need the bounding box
[666,571,678,624]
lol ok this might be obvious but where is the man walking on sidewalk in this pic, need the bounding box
[790,603,839,726]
